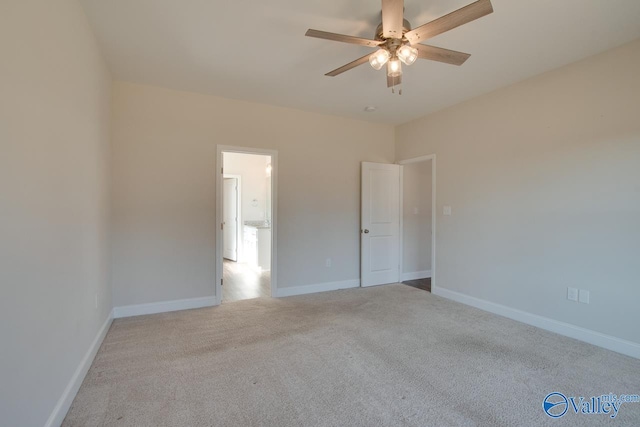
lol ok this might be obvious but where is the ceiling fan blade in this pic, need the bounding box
[405,0,493,45]
[381,0,404,39]
[415,44,470,66]
[387,74,402,88]
[306,29,381,47]
[325,53,371,77]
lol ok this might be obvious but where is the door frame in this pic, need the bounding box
[398,154,436,291]
[222,174,242,262]
[215,145,278,305]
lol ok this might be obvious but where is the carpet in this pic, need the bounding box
[63,284,640,426]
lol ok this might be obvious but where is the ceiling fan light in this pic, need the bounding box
[387,58,402,77]
[369,49,390,70]
[397,45,418,65]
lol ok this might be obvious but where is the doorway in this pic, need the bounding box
[360,156,436,292]
[399,155,436,293]
[216,146,278,304]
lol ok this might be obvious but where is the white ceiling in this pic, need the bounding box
[80,0,640,124]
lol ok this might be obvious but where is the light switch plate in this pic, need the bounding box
[567,287,578,302]
[443,206,452,216]
[579,289,590,304]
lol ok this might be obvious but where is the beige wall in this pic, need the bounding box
[111,82,395,306]
[0,0,113,425]
[396,39,640,344]
[402,161,432,275]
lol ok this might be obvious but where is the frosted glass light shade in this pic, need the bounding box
[387,58,402,77]
[369,49,390,70]
[397,45,418,65]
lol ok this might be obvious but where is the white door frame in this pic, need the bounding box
[223,174,242,262]
[398,154,436,291]
[216,145,278,305]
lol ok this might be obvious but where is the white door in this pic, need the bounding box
[361,162,401,287]
[223,178,238,261]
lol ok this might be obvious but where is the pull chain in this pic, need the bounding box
[391,85,402,95]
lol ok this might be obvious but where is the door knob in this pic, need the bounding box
[362,229,369,234]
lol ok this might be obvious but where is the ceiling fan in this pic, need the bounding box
[305,0,493,92]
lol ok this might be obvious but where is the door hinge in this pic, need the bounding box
[221,278,223,286]
[221,167,223,174]
[221,223,224,230]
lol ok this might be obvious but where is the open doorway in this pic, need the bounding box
[216,146,278,304]
[399,155,435,293]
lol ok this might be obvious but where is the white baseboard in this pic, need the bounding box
[276,279,360,298]
[44,310,114,427]
[113,296,216,318]
[401,270,432,281]
[432,286,640,359]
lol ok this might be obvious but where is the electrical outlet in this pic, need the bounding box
[567,287,578,302]
[443,206,452,216]
[325,258,331,268]
[579,289,590,304]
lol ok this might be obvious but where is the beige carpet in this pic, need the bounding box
[63,285,640,426]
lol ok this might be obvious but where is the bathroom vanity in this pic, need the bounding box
[243,221,271,272]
